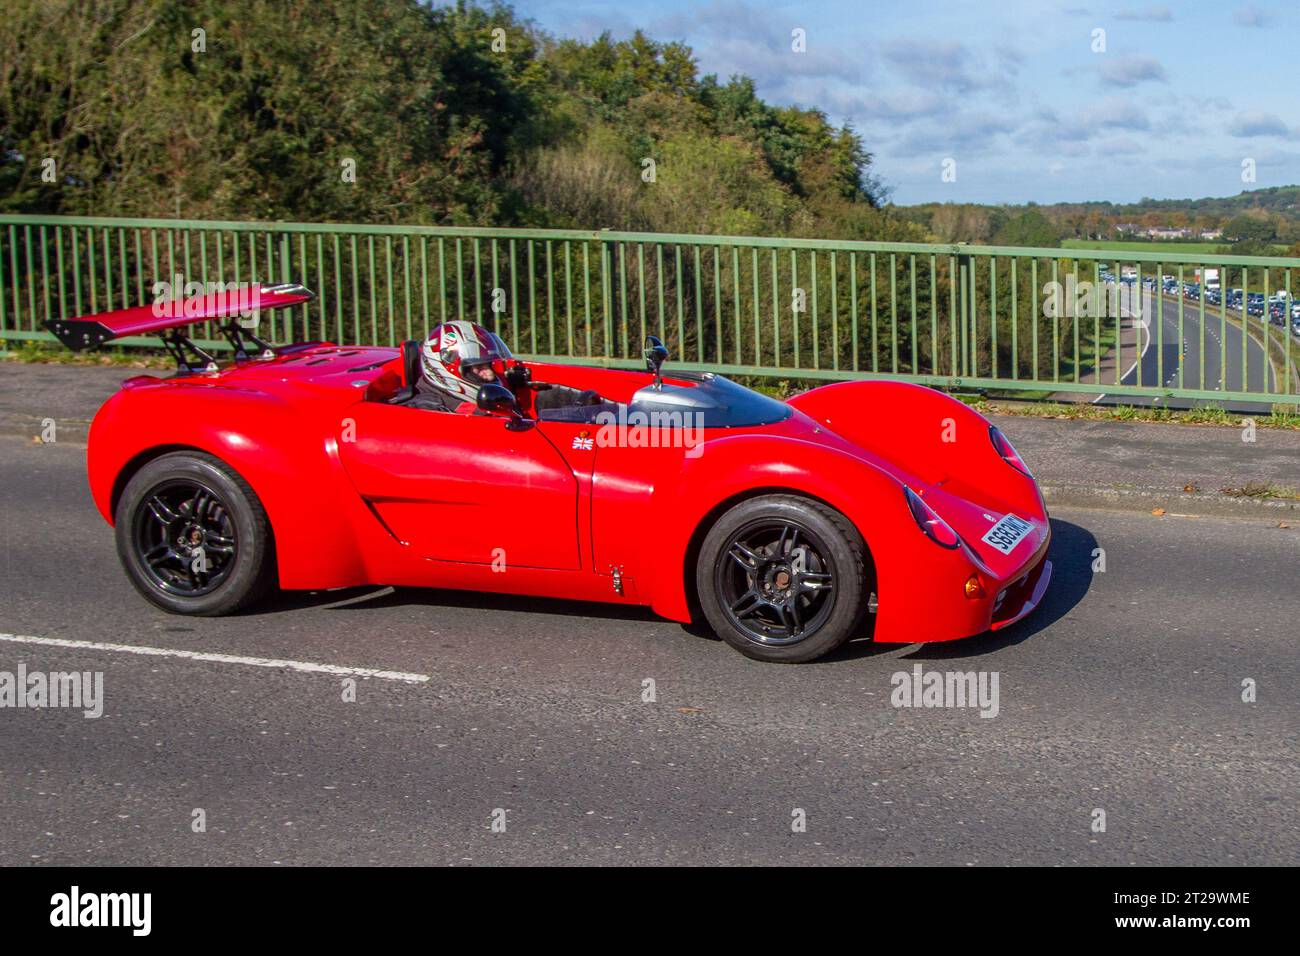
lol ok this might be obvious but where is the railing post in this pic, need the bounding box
[968,255,979,377]
[958,252,973,378]
[599,228,613,359]
[278,229,292,341]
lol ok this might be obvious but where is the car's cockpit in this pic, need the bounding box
[379,335,793,430]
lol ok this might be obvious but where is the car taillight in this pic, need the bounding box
[903,486,961,549]
[990,426,1032,477]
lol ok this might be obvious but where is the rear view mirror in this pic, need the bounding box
[476,383,517,415]
[644,335,669,389]
[476,383,533,430]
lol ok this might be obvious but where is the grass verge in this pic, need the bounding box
[1219,481,1300,501]
[2,339,172,368]
[974,398,1300,429]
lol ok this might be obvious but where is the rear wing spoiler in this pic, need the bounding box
[45,282,315,352]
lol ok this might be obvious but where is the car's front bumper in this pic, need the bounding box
[990,555,1052,631]
[872,524,1052,644]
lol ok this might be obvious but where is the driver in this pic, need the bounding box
[407,321,600,415]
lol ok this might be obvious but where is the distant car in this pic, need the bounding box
[46,283,1053,664]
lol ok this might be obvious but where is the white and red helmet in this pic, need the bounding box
[420,321,513,402]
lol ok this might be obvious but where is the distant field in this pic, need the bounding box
[1062,239,1288,254]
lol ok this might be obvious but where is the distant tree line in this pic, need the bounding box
[896,187,1300,253]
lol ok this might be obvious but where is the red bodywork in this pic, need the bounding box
[83,335,1052,645]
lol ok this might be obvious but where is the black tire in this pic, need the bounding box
[114,451,275,616]
[696,495,868,663]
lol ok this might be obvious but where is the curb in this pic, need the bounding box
[1041,483,1299,520]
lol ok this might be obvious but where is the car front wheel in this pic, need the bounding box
[696,494,869,663]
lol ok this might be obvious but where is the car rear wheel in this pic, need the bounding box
[115,452,275,616]
[696,495,868,663]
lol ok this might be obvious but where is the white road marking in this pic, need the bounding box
[0,633,431,684]
[1094,304,1150,404]
[1119,312,1150,386]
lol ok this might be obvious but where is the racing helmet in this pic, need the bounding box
[420,321,513,402]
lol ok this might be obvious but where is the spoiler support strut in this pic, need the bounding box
[161,328,220,374]
[220,320,277,363]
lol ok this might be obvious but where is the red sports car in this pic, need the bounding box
[49,282,1052,663]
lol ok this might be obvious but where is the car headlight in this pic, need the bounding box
[903,485,961,549]
[989,425,1032,478]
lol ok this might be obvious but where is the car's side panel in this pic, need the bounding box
[87,373,635,603]
[585,431,692,598]
[534,419,600,572]
[335,403,581,570]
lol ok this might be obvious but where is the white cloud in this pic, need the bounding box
[881,38,1012,93]
[1232,4,1274,27]
[826,87,946,122]
[1097,54,1167,86]
[1115,6,1173,22]
[1226,111,1292,138]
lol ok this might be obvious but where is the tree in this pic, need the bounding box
[1222,213,1276,241]
[928,204,992,243]
[993,209,1062,247]
[1,0,915,241]
[0,0,546,223]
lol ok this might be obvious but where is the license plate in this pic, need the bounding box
[981,513,1033,555]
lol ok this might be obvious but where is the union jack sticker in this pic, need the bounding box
[572,436,594,451]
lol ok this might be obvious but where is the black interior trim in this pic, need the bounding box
[386,340,423,404]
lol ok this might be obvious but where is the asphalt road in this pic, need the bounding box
[1100,293,1279,411]
[0,432,1296,866]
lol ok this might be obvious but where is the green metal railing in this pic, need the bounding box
[2,214,1298,405]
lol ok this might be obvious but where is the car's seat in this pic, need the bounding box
[387,339,422,404]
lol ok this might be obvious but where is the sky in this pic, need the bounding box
[509,0,1300,206]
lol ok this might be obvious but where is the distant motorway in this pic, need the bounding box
[1084,287,1282,413]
